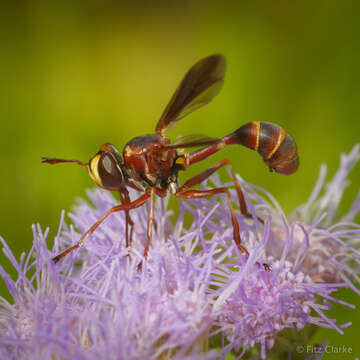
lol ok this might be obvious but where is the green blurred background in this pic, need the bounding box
[1,0,359,357]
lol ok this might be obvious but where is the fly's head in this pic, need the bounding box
[88,143,126,190]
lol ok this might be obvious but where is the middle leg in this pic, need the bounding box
[136,187,155,272]
[119,189,134,247]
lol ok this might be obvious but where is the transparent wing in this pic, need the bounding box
[154,134,223,151]
[155,54,226,136]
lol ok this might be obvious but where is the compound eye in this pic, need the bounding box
[98,153,124,189]
[89,151,124,190]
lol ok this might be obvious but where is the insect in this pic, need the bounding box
[42,54,299,266]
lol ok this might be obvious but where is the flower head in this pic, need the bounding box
[182,145,360,358]
[0,193,219,360]
[209,220,354,359]
[0,145,359,359]
[0,216,86,359]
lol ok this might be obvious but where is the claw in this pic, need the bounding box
[52,255,60,264]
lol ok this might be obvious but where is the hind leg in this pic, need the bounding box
[178,158,261,221]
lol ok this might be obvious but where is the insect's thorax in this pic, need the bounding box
[123,134,179,193]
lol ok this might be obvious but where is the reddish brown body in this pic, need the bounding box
[42,54,298,269]
[123,134,177,191]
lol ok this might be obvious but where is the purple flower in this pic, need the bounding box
[1,194,219,359]
[0,145,359,359]
[203,145,360,358]
[266,144,360,284]
[209,222,353,359]
[0,217,87,359]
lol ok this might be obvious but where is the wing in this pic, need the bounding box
[155,54,226,136]
[153,134,223,152]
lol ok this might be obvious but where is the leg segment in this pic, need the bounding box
[52,192,151,263]
[143,187,155,259]
[119,189,134,247]
[176,188,249,257]
[176,187,270,271]
[178,159,257,220]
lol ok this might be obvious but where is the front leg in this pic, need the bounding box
[52,192,151,263]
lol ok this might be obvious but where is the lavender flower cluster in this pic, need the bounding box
[1,145,359,360]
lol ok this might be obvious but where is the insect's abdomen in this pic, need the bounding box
[223,121,299,175]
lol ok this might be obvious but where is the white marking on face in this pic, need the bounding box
[169,182,177,195]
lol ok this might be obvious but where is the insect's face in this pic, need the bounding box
[88,143,125,190]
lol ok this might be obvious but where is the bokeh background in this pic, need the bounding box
[1,1,359,358]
